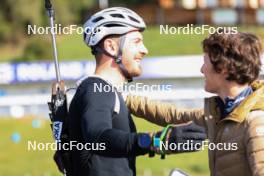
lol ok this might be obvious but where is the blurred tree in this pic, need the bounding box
[68,0,96,23]
[0,0,95,44]
[14,37,52,61]
[0,0,96,61]
[0,0,43,44]
[52,0,75,25]
[0,11,12,43]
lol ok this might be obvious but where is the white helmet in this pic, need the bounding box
[83,7,146,46]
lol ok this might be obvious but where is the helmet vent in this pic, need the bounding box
[92,16,104,23]
[104,10,116,13]
[104,23,125,27]
[128,16,140,23]
[110,14,125,18]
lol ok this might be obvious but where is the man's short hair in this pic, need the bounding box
[202,31,262,84]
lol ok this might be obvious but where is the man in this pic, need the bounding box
[126,31,264,176]
[68,7,206,176]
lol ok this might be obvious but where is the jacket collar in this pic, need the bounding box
[217,87,253,119]
[206,81,264,123]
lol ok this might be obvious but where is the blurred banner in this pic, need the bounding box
[1,55,263,85]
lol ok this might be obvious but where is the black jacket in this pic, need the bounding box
[68,77,148,176]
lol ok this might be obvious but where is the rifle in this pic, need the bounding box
[45,0,71,175]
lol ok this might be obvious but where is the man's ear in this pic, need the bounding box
[103,38,119,56]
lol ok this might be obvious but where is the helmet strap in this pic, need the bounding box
[94,35,133,82]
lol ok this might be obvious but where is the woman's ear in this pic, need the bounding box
[221,67,229,79]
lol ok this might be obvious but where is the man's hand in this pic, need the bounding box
[152,122,207,154]
[167,122,206,152]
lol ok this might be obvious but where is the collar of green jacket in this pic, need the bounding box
[208,81,264,123]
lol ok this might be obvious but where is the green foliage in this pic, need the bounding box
[8,0,43,26]
[0,12,12,43]
[68,0,96,23]
[0,0,96,44]
[52,0,75,25]
[15,37,52,61]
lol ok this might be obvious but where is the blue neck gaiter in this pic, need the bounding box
[216,86,253,119]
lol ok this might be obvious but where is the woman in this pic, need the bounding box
[125,31,264,176]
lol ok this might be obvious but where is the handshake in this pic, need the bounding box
[137,122,207,159]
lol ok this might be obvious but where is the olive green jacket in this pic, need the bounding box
[126,83,264,176]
